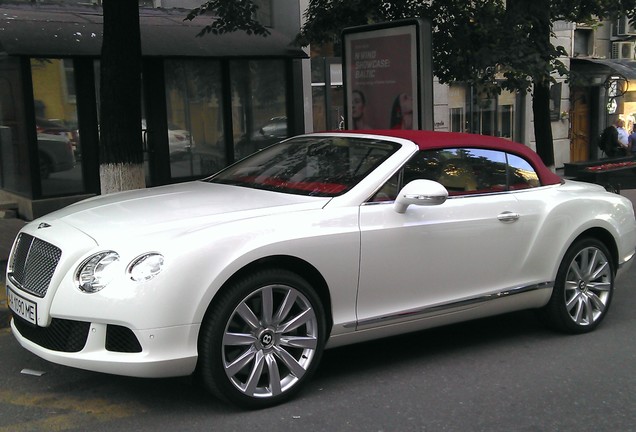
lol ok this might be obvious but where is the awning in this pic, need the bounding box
[0,4,307,58]
[571,57,636,81]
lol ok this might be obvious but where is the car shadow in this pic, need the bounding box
[313,309,552,384]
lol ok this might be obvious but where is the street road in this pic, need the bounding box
[1,263,636,432]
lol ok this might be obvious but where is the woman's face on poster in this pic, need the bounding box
[352,92,365,119]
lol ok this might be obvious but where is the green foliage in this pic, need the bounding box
[296,0,636,94]
[186,0,270,37]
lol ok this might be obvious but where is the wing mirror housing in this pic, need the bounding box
[394,180,448,214]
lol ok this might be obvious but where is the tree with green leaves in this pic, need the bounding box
[293,0,636,168]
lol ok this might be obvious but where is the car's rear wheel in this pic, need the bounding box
[542,238,614,333]
[197,269,326,409]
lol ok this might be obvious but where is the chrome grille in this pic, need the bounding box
[9,233,62,298]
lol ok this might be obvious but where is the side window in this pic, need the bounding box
[369,147,535,203]
[507,154,540,189]
[408,148,508,196]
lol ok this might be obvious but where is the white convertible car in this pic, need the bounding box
[7,130,636,408]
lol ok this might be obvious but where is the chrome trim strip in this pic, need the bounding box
[350,282,553,330]
[618,248,636,269]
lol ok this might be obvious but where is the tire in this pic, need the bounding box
[542,238,614,334]
[196,269,326,409]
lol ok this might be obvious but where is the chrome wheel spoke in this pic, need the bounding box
[236,302,260,330]
[572,297,585,324]
[225,347,257,377]
[588,281,611,292]
[265,353,282,396]
[585,249,597,275]
[582,295,594,324]
[243,351,266,396]
[261,286,274,326]
[566,291,583,313]
[279,308,313,333]
[273,289,297,325]
[587,291,606,313]
[223,331,257,346]
[280,335,318,349]
[570,261,584,281]
[591,260,609,280]
[273,345,307,378]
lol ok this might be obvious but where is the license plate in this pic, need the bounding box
[6,287,37,325]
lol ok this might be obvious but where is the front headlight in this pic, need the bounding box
[76,251,120,293]
[127,253,164,282]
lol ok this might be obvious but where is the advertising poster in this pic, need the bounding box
[343,20,433,131]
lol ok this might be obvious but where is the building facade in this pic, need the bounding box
[0,1,309,219]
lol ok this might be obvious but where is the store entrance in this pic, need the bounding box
[570,87,591,163]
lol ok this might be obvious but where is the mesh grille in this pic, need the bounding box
[9,233,62,298]
[106,325,142,353]
[12,314,90,353]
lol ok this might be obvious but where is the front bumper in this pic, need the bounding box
[11,316,200,378]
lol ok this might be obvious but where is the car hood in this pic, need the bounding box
[38,181,331,244]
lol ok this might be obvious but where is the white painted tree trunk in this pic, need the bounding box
[99,163,146,195]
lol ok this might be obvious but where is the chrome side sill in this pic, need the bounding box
[352,282,553,330]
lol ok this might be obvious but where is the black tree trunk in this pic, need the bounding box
[99,0,145,193]
[528,0,555,168]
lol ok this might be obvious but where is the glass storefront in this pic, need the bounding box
[0,57,31,197]
[165,60,225,178]
[229,60,289,161]
[31,58,84,197]
[0,3,305,219]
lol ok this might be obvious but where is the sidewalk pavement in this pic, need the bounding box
[2,188,636,327]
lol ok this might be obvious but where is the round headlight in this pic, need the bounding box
[128,253,164,282]
[76,251,120,293]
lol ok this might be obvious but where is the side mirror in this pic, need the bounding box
[394,180,448,214]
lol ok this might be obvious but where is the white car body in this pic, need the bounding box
[7,131,636,407]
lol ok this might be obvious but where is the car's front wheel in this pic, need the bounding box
[196,269,326,409]
[542,238,614,333]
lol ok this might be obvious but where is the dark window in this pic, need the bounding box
[0,56,32,196]
[370,147,539,202]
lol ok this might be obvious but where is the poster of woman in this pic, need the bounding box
[343,19,433,131]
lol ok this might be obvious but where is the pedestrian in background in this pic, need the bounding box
[629,125,636,155]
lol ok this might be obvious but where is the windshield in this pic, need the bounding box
[206,136,400,197]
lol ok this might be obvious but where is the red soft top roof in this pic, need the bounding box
[344,130,562,186]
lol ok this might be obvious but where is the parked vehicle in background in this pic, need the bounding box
[7,130,636,409]
[235,116,288,159]
[37,118,80,160]
[37,133,76,178]
[141,120,194,161]
[167,126,194,161]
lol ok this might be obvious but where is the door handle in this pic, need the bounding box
[497,211,520,223]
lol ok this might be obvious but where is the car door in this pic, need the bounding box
[356,148,538,328]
